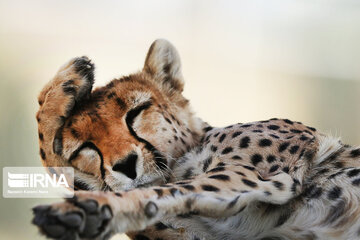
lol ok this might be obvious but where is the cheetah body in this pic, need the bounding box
[32,40,360,240]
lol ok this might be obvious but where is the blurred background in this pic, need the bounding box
[0,0,359,239]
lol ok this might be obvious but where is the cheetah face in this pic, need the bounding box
[36,40,203,192]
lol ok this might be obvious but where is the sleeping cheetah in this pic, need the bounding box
[32,39,360,240]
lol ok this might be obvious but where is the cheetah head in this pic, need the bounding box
[36,40,205,191]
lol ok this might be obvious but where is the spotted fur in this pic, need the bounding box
[33,40,360,240]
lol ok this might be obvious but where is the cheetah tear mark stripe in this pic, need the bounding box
[125,101,168,171]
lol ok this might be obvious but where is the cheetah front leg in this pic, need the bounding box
[32,163,296,239]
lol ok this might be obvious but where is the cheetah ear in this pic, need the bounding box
[143,39,184,92]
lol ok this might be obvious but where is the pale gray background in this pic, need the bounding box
[1,0,359,239]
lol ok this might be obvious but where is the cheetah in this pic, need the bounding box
[32,39,360,240]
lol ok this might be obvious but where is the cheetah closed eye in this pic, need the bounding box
[33,39,360,240]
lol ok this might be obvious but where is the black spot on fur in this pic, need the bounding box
[203,126,213,132]
[219,133,226,143]
[182,185,195,191]
[282,166,289,173]
[232,131,242,138]
[217,162,226,167]
[328,186,342,200]
[209,174,230,181]
[347,169,360,177]
[243,165,255,171]
[253,130,263,133]
[227,196,240,209]
[352,178,360,186]
[350,149,360,158]
[207,166,225,173]
[289,145,299,154]
[53,116,65,155]
[307,126,316,132]
[328,171,344,179]
[278,142,290,152]
[170,188,179,197]
[170,114,176,122]
[183,167,194,179]
[114,192,122,197]
[270,134,280,139]
[264,191,272,196]
[268,125,280,130]
[236,171,246,176]
[318,168,329,175]
[175,181,189,185]
[259,139,272,147]
[203,156,213,172]
[71,128,80,138]
[40,148,46,160]
[222,147,233,154]
[269,165,280,173]
[251,154,263,166]
[267,155,276,163]
[232,155,242,160]
[107,92,116,99]
[334,162,344,168]
[273,181,284,190]
[165,117,171,124]
[300,135,309,141]
[304,185,323,199]
[290,129,302,133]
[38,132,43,141]
[201,185,220,192]
[210,145,218,152]
[242,179,258,188]
[153,188,163,197]
[241,124,252,128]
[115,97,126,109]
[283,119,294,125]
[304,149,316,161]
[304,130,313,135]
[239,136,250,148]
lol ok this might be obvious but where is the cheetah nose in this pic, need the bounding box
[112,152,138,180]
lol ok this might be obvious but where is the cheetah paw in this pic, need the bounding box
[32,195,113,240]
